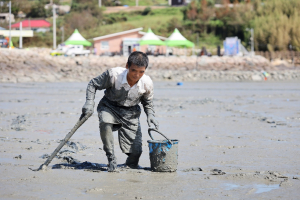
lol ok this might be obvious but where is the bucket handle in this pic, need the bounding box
[148,128,173,145]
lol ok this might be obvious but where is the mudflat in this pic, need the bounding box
[0,81,299,199]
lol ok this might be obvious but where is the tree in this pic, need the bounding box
[290,9,300,51]
[250,0,300,51]
[26,0,48,18]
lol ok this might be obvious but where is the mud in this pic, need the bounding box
[211,169,226,175]
[65,141,88,152]
[11,115,29,131]
[182,167,202,172]
[1,81,300,199]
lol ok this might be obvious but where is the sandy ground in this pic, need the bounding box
[0,81,300,199]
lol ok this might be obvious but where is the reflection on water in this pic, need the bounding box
[224,183,280,194]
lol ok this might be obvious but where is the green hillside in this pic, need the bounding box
[5,0,300,51]
[121,0,168,6]
[90,7,182,38]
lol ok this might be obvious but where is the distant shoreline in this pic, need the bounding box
[1,48,299,83]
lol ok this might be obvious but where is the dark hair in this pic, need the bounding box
[127,51,149,69]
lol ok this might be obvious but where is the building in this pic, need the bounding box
[0,13,15,23]
[171,0,185,6]
[168,0,186,6]
[45,4,71,15]
[17,11,26,18]
[11,19,51,32]
[93,28,167,56]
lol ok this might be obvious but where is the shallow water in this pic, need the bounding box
[225,183,280,194]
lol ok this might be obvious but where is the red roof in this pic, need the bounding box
[11,19,51,28]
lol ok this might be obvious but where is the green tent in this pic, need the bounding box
[165,28,194,48]
[64,29,92,46]
[139,28,165,46]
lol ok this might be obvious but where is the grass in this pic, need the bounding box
[89,15,178,38]
[120,0,169,6]
[85,7,183,39]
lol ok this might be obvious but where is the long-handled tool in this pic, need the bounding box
[30,112,93,171]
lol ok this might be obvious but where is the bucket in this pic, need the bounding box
[147,128,179,172]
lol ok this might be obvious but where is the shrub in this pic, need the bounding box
[142,7,152,16]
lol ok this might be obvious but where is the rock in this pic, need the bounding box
[11,115,28,131]
[211,169,226,175]
[251,74,262,81]
[183,167,202,172]
[40,154,50,159]
[14,155,22,159]
[1,48,300,83]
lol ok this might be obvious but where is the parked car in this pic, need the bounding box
[50,44,72,56]
[0,35,8,48]
[64,45,90,57]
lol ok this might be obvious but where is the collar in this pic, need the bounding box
[136,76,143,88]
[121,69,129,85]
[121,68,144,88]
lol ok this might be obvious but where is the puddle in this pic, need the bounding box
[224,183,280,194]
[255,184,280,194]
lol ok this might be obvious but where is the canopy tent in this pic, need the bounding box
[64,29,92,46]
[165,28,194,48]
[139,28,165,46]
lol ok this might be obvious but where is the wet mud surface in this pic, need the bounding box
[0,81,300,199]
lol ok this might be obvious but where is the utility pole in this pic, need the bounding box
[61,26,64,43]
[53,4,56,49]
[19,22,22,49]
[9,1,11,49]
[136,0,138,7]
[250,28,254,55]
[246,28,254,56]
[99,0,101,7]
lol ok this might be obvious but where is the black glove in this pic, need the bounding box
[82,100,95,115]
[147,114,159,129]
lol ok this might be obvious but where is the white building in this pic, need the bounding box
[0,13,15,23]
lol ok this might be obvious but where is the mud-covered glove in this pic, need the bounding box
[147,114,159,129]
[82,100,95,115]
